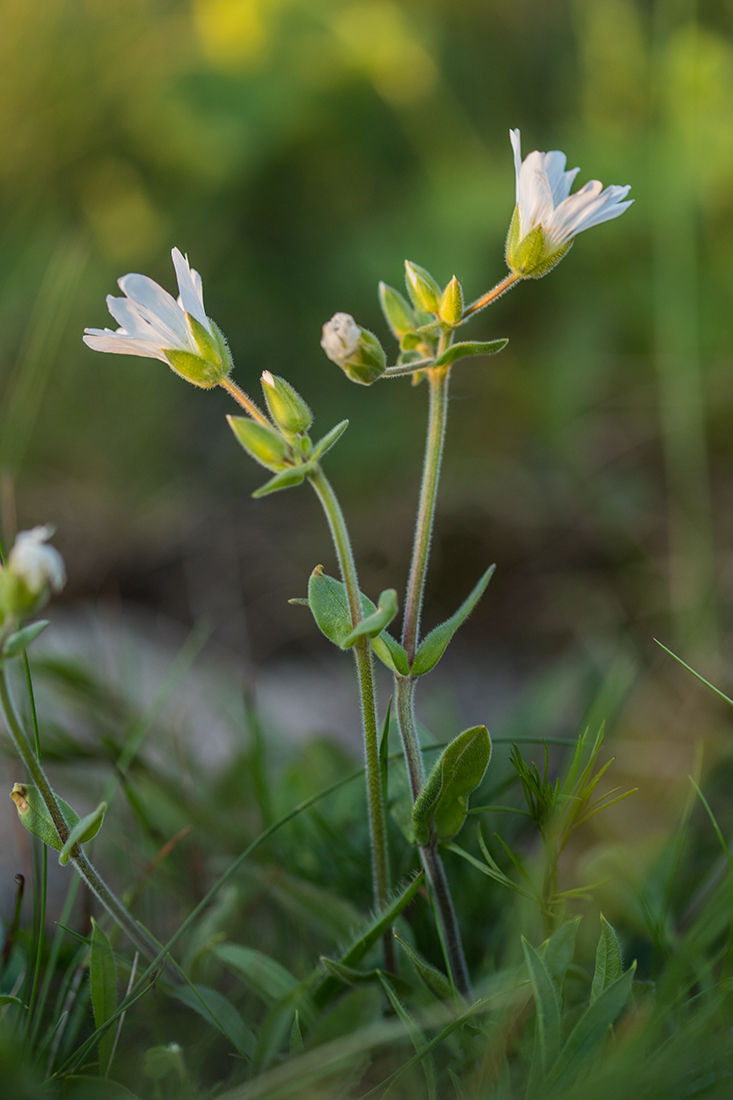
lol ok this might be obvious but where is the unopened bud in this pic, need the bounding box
[404,261,442,314]
[320,313,386,386]
[439,277,463,326]
[261,372,312,435]
[0,526,65,621]
[227,416,292,470]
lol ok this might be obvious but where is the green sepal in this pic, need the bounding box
[504,204,522,268]
[261,373,312,435]
[522,239,573,279]
[252,467,309,498]
[164,349,223,389]
[342,589,398,647]
[438,276,463,326]
[379,282,418,339]
[404,261,442,314]
[432,340,508,370]
[185,313,226,372]
[2,619,49,658]
[10,783,79,852]
[411,725,492,845]
[312,420,349,462]
[342,328,387,386]
[411,564,495,676]
[591,914,623,1004]
[227,415,291,470]
[210,318,234,373]
[306,567,409,673]
[59,800,107,865]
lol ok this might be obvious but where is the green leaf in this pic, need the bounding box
[252,466,309,498]
[591,914,623,1004]
[432,340,508,369]
[320,958,412,996]
[394,933,454,1001]
[312,419,349,462]
[411,565,495,676]
[378,973,437,1100]
[313,871,425,1008]
[411,726,492,845]
[546,964,636,1092]
[90,918,117,1075]
[62,1078,142,1099]
[306,567,409,672]
[2,619,49,658]
[0,994,26,1007]
[59,800,107,865]
[540,917,581,1001]
[522,938,562,1091]
[342,588,398,647]
[10,783,80,852]
[211,943,298,1006]
[169,983,256,1060]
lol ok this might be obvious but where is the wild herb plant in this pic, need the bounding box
[5,128,733,1099]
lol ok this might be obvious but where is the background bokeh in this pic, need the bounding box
[2,0,733,849]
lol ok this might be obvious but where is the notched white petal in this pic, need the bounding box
[172,247,209,332]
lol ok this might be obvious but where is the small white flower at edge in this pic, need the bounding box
[320,313,362,364]
[8,526,66,596]
[83,249,232,388]
[506,128,633,278]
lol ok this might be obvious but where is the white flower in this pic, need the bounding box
[320,312,362,364]
[83,248,211,362]
[506,128,633,277]
[8,526,66,595]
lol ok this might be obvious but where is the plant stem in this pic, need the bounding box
[422,843,471,997]
[218,375,270,426]
[0,664,158,964]
[461,272,519,319]
[307,466,393,968]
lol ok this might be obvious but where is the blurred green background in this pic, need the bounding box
[2,0,733,825]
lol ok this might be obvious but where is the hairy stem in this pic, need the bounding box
[307,466,393,968]
[218,375,270,426]
[0,663,158,963]
[462,272,519,319]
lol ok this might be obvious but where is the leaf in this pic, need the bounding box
[90,918,117,1075]
[432,340,508,369]
[312,871,425,1008]
[320,958,412,996]
[62,1078,142,1099]
[2,620,49,658]
[394,933,454,1001]
[306,566,409,672]
[59,800,107,865]
[411,565,495,676]
[211,943,298,1006]
[546,964,636,1093]
[169,983,256,1059]
[590,915,623,1004]
[0,994,25,1007]
[312,419,349,461]
[252,467,309,498]
[522,938,562,1087]
[10,782,80,852]
[342,589,398,647]
[540,917,581,1000]
[378,973,437,1100]
[411,726,492,844]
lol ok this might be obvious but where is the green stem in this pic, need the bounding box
[0,663,158,964]
[307,466,393,965]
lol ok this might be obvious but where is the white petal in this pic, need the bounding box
[541,150,580,205]
[517,150,554,233]
[510,128,523,205]
[83,330,169,361]
[172,247,209,331]
[118,273,189,344]
[547,180,632,244]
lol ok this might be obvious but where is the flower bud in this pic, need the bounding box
[261,371,312,435]
[0,526,65,621]
[404,261,442,314]
[439,276,463,326]
[227,415,292,470]
[320,313,386,386]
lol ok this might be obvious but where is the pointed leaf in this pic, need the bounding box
[343,589,398,647]
[252,467,308,498]
[394,933,454,1001]
[371,631,410,675]
[10,783,79,852]
[378,973,437,1100]
[0,994,25,1007]
[2,620,49,658]
[312,419,349,462]
[306,567,409,672]
[320,958,412,996]
[432,340,508,369]
[90,919,117,1075]
[169,983,256,1059]
[590,915,623,1004]
[540,917,580,999]
[211,943,298,1006]
[412,726,492,844]
[411,565,495,676]
[522,938,561,1083]
[59,801,107,865]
